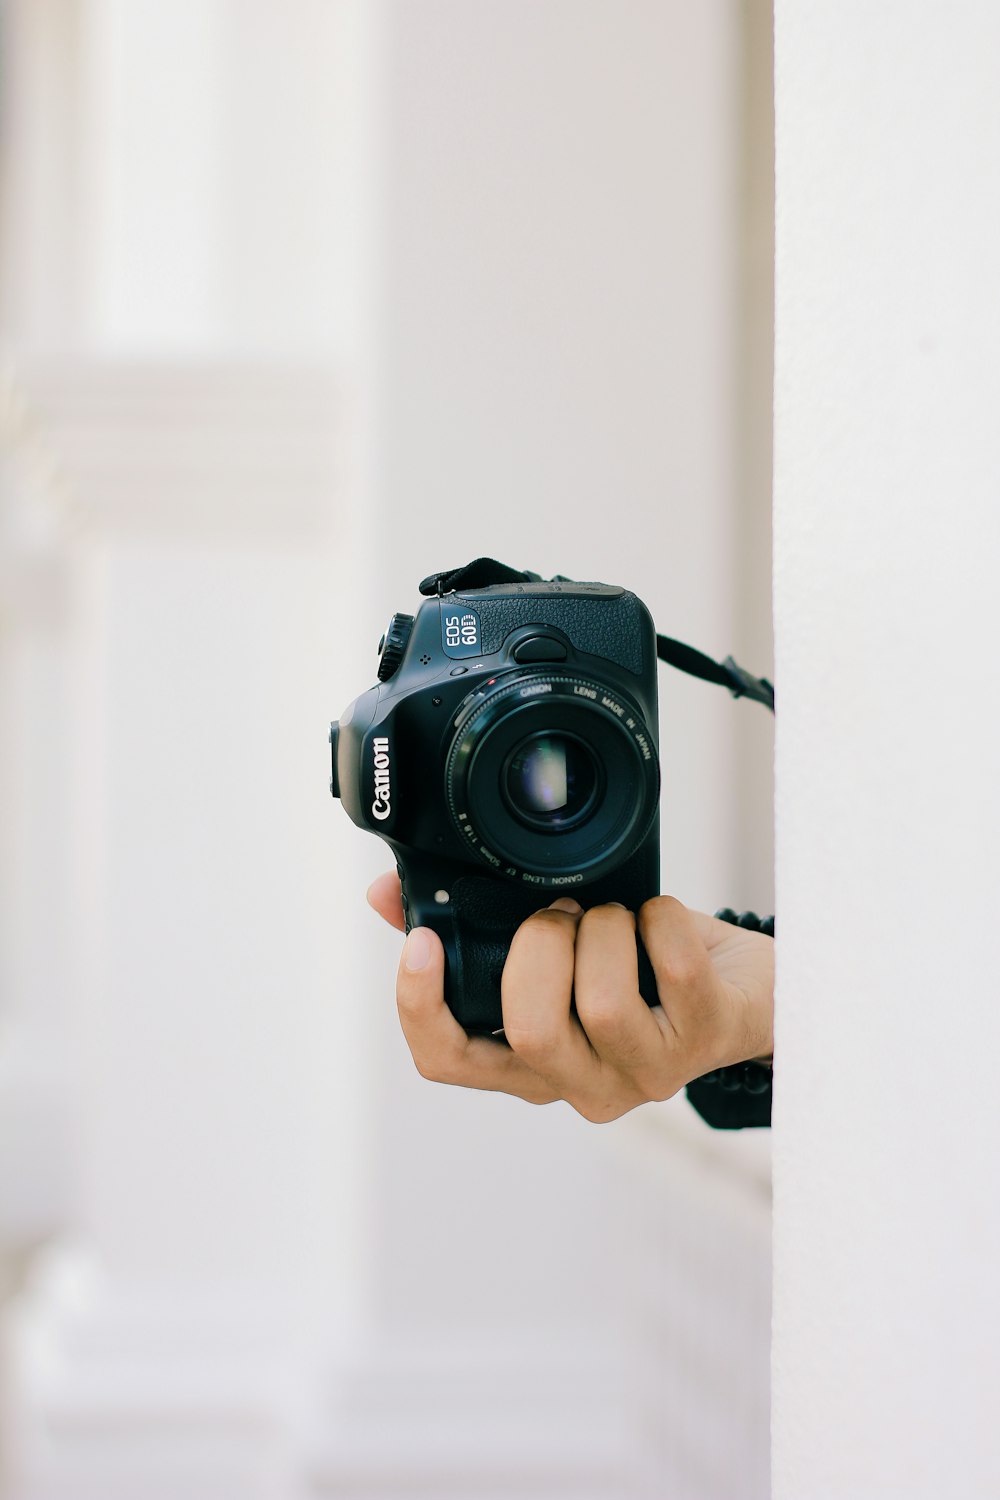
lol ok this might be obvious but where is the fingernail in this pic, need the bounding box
[606,902,627,909]
[404,928,432,971]
[549,897,582,914]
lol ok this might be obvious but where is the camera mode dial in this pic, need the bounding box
[377,613,414,682]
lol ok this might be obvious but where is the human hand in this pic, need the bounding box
[366,872,774,1123]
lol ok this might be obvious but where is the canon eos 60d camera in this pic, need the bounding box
[329,558,668,1035]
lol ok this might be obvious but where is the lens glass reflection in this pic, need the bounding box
[504,733,599,829]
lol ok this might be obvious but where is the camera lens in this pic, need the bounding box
[445,670,659,885]
[503,732,600,830]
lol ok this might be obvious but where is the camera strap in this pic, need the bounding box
[419,557,774,714]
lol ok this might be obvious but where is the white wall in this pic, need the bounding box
[773,5,1000,1496]
[1,4,775,1497]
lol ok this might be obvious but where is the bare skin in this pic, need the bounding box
[367,871,774,1124]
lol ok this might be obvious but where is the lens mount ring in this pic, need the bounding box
[444,671,659,887]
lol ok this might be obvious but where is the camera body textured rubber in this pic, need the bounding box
[445,585,646,676]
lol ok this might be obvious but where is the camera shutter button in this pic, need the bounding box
[512,635,568,663]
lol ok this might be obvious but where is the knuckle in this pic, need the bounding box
[521,1086,562,1108]
[503,1020,561,1061]
[412,1048,465,1087]
[640,894,684,925]
[507,909,570,965]
[573,1097,627,1125]
[395,989,424,1026]
[640,1067,683,1104]
[577,988,630,1043]
[657,951,704,994]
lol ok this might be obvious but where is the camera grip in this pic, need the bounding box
[402,871,773,1128]
[445,875,661,1035]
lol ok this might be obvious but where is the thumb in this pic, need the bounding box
[395,925,454,1040]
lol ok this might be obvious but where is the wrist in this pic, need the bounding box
[684,907,774,1128]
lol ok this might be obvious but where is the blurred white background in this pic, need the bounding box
[0,3,774,1497]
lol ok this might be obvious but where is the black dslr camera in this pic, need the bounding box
[330,559,663,1035]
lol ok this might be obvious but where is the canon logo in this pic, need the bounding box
[371,736,392,821]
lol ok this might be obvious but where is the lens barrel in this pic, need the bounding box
[444,671,659,885]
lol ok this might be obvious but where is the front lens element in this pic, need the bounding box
[503,732,599,830]
[445,671,659,882]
